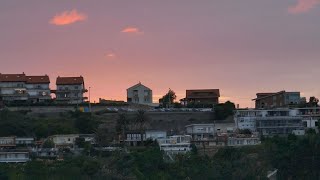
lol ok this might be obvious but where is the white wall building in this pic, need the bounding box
[145,130,167,140]
[127,82,152,105]
[185,124,215,140]
[0,73,51,103]
[0,151,30,163]
[49,134,79,148]
[55,76,87,104]
[16,137,35,146]
[235,109,304,136]
[157,135,192,154]
[25,75,51,103]
[0,137,16,147]
[0,73,28,102]
[228,134,261,146]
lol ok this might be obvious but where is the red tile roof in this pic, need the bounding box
[186,89,220,98]
[56,76,84,85]
[26,75,50,84]
[0,73,26,82]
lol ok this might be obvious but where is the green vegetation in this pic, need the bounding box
[214,101,235,120]
[0,109,100,138]
[2,109,320,179]
[160,89,177,108]
[0,132,320,179]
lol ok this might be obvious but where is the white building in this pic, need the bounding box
[127,82,152,105]
[0,137,16,148]
[0,73,51,103]
[185,124,215,140]
[49,134,79,148]
[157,135,192,154]
[145,130,167,140]
[25,75,51,103]
[0,151,30,163]
[228,134,261,146]
[235,109,304,136]
[16,137,35,146]
[55,76,87,104]
[0,73,28,102]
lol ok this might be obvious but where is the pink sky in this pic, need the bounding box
[1,0,320,107]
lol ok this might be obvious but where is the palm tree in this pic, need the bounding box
[93,127,110,157]
[135,110,149,146]
[116,113,129,144]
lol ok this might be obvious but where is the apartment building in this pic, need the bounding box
[157,135,192,154]
[127,82,152,104]
[0,73,51,103]
[25,75,51,103]
[55,76,87,104]
[185,124,215,140]
[0,151,30,163]
[253,91,301,109]
[234,109,304,136]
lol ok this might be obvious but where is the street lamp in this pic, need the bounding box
[89,87,92,112]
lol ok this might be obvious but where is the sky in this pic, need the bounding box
[1,0,320,107]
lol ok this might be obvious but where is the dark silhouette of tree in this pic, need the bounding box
[135,110,149,145]
[42,139,54,148]
[214,101,235,120]
[309,96,319,107]
[160,89,177,108]
[116,113,129,144]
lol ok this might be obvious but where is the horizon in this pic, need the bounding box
[1,0,320,108]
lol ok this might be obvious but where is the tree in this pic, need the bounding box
[309,96,319,107]
[94,128,111,148]
[75,137,86,148]
[74,113,99,134]
[214,101,235,120]
[135,110,149,146]
[239,129,252,135]
[116,113,129,144]
[42,139,55,148]
[160,89,177,108]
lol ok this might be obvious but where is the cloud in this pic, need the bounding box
[106,53,116,58]
[121,27,143,34]
[50,9,87,26]
[288,0,320,14]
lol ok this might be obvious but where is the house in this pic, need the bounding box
[49,134,79,148]
[15,137,35,146]
[227,134,261,146]
[54,76,87,104]
[31,148,59,159]
[0,73,51,103]
[124,131,146,146]
[0,151,30,163]
[157,135,192,154]
[25,75,51,103]
[0,137,16,148]
[0,73,28,102]
[185,124,215,140]
[234,109,304,136]
[79,134,95,144]
[253,91,301,109]
[181,89,220,107]
[145,130,167,140]
[127,82,152,104]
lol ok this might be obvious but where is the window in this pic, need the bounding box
[75,86,79,90]
[74,93,78,97]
